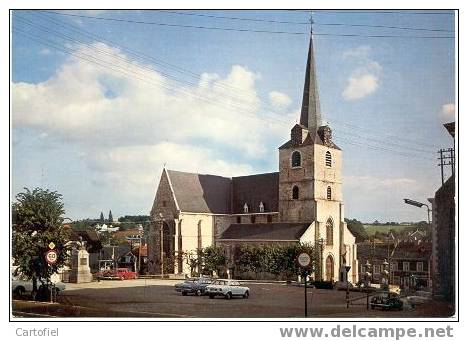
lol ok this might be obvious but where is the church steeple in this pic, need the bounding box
[299,33,321,133]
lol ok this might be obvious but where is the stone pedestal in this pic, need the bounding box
[69,248,93,283]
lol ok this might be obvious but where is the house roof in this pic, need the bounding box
[357,242,431,261]
[219,222,311,241]
[232,172,279,213]
[113,229,143,240]
[167,170,232,214]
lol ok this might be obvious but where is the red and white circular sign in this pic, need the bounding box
[45,249,58,265]
[297,252,311,267]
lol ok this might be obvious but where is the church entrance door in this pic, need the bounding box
[325,255,334,281]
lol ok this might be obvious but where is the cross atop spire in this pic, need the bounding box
[299,30,322,134]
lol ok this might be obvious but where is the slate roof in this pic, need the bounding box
[167,170,231,214]
[219,222,311,241]
[357,242,431,261]
[232,172,279,213]
[278,130,340,150]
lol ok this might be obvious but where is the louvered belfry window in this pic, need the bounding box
[325,151,332,167]
[292,151,301,167]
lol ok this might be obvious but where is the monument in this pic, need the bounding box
[69,245,93,283]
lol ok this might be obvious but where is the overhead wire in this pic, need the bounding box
[12,13,440,161]
[38,10,455,39]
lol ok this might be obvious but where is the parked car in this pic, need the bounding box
[12,273,66,298]
[97,268,138,280]
[205,279,250,300]
[175,277,213,296]
[370,291,403,310]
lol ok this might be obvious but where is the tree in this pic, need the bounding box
[99,212,105,224]
[12,188,70,298]
[345,218,369,242]
[198,246,226,275]
[108,210,113,223]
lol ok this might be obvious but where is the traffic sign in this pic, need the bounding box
[297,252,311,268]
[48,242,56,250]
[45,249,58,265]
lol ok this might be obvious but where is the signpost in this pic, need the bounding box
[45,248,58,303]
[297,252,312,317]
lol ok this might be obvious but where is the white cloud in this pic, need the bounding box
[269,91,292,110]
[12,42,291,200]
[441,103,455,119]
[341,46,382,101]
[342,74,379,101]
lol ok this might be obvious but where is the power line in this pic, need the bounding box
[13,15,441,160]
[155,10,454,33]
[286,9,455,15]
[39,10,455,39]
[19,14,437,153]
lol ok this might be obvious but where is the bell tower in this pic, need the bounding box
[278,34,343,224]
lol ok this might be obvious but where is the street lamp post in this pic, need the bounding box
[403,199,431,224]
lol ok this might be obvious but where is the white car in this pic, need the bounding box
[205,279,250,299]
[12,273,66,298]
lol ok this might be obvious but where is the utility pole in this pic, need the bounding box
[438,148,455,185]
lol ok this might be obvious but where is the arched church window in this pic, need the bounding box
[327,186,332,200]
[325,151,332,167]
[243,203,249,213]
[259,201,265,213]
[292,186,299,200]
[292,151,301,167]
[326,218,333,245]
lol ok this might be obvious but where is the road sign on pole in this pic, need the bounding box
[45,249,58,265]
[297,252,312,317]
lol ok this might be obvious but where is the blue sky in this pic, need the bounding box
[11,10,455,222]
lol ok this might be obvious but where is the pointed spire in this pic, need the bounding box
[299,33,322,133]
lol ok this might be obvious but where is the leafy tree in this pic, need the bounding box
[198,246,226,275]
[108,210,113,223]
[99,212,104,223]
[345,218,369,242]
[12,188,70,297]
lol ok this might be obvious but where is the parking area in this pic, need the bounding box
[18,279,450,318]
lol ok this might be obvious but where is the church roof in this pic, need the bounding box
[219,222,311,241]
[278,129,341,150]
[167,170,231,214]
[232,172,279,213]
[299,34,321,133]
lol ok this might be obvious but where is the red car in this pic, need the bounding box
[116,268,138,280]
[97,268,138,280]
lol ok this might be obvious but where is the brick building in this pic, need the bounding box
[430,121,455,304]
[148,33,358,282]
[357,241,431,290]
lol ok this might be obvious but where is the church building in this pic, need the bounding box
[148,34,358,283]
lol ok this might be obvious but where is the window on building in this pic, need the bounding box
[267,215,272,223]
[373,265,381,274]
[326,218,333,245]
[162,201,167,207]
[327,186,332,200]
[391,262,398,271]
[259,201,265,213]
[236,216,241,224]
[292,186,299,200]
[250,215,256,224]
[361,265,366,274]
[325,151,332,167]
[416,262,424,272]
[292,151,301,167]
[403,262,410,271]
[243,203,249,213]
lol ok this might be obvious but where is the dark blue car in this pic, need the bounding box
[175,277,213,296]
